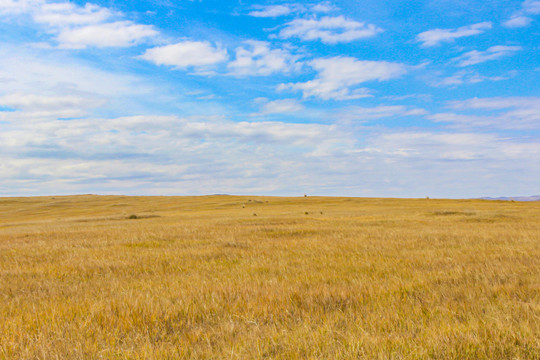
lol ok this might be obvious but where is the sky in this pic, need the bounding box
[0,0,539,198]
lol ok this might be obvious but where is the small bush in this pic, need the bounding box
[128,214,138,219]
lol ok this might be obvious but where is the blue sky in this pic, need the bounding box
[0,0,539,197]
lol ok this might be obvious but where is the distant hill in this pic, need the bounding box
[481,195,540,201]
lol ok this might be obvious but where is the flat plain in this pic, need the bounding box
[0,195,539,359]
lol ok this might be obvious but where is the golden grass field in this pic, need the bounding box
[0,195,539,359]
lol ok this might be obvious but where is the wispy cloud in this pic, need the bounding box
[251,98,305,116]
[0,45,148,98]
[279,56,407,100]
[453,46,522,67]
[279,16,382,44]
[432,70,513,87]
[0,93,105,111]
[335,105,427,122]
[248,4,296,17]
[524,0,540,13]
[247,2,335,18]
[503,16,533,28]
[503,0,540,28]
[429,97,540,130]
[416,22,492,47]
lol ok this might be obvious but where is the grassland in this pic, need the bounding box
[0,195,539,359]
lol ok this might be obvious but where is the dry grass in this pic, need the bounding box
[0,195,539,359]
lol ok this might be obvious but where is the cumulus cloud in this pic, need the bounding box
[140,41,228,70]
[453,45,522,67]
[0,0,158,48]
[416,22,492,47]
[227,41,300,76]
[279,56,407,100]
[279,16,382,44]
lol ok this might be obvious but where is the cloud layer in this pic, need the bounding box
[0,0,538,197]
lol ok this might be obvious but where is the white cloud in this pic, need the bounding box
[279,16,382,44]
[279,56,407,100]
[251,98,304,116]
[416,22,492,47]
[503,0,540,27]
[247,2,335,18]
[503,15,533,27]
[7,111,540,198]
[2,101,540,197]
[0,92,106,119]
[0,110,356,195]
[57,21,157,49]
[523,0,540,14]
[453,45,522,67]
[430,97,540,130]
[432,70,512,87]
[336,105,427,122]
[0,0,40,14]
[448,96,539,110]
[248,4,294,17]
[227,41,300,76]
[140,41,228,70]
[0,0,158,48]
[367,131,503,160]
[34,2,112,26]
[310,2,336,13]
[0,44,162,128]
[0,45,148,97]
[0,93,105,112]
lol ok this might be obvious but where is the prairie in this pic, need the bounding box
[0,195,539,359]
